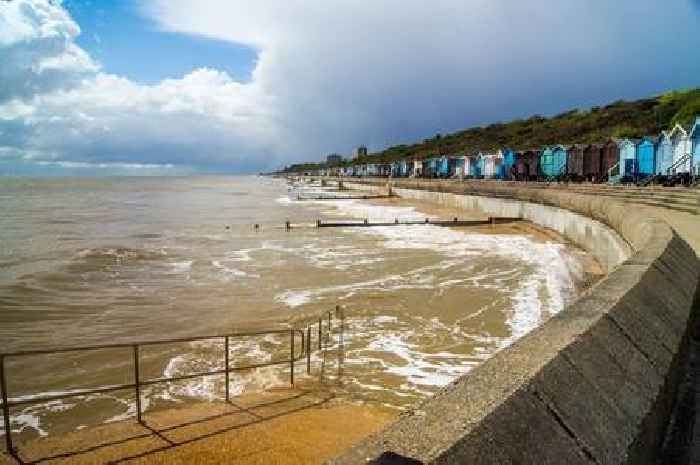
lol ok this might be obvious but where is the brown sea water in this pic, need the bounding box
[0,176,597,441]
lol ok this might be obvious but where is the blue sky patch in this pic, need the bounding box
[63,0,257,84]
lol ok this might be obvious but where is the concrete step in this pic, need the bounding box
[562,190,699,208]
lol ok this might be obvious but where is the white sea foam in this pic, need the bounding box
[170,260,193,273]
[312,197,580,342]
[276,289,312,308]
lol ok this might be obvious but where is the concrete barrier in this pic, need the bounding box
[327,178,700,465]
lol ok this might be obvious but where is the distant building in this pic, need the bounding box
[326,153,343,165]
[353,146,368,159]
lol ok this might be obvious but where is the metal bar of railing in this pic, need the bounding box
[224,336,230,403]
[0,329,294,358]
[290,330,295,386]
[133,346,142,424]
[1,355,14,456]
[306,326,311,375]
[318,318,322,350]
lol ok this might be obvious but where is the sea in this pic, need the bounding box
[0,176,592,441]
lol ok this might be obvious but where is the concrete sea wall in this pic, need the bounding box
[329,178,700,465]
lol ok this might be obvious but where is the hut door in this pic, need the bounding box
[625,159,635,176]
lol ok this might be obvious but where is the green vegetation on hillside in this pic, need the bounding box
[282,87,700,172]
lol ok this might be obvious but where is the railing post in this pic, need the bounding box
[290,329,295,386]
[318,318,323,350]
[338,306,345,380]
[328,311,332,339]
[224,336,230,403]
[1,356,14,456]
[306,326,311,375]
[133,346,142,424]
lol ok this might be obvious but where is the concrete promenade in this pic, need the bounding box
[327,178,700,465]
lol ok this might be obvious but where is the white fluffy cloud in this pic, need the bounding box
[1,0,699,172]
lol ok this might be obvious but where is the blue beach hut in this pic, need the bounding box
[437,157,450,177]
[498,149,516,179]
[421,159,430,177]
[470,155,483,178]
[618,139,637,178]
[635,137,656,177]
[655,131,673,175]
[423,158,439,177]
[690,116,700,176]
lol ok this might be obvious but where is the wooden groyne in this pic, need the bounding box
[295,194,392,201]
[315,217,522,228]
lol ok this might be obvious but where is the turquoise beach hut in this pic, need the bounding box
[618,139,637,178]
[455,157,465,177]
[636,137,656,177]
[540,145,567,178]
[656,131,673,175]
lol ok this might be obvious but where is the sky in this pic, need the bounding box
[1,0,700,175]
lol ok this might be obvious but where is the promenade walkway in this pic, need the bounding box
[0,387,394,465]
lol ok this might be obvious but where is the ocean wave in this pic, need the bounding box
[297,196,580,341]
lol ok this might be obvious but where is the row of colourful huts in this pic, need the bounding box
[313,118,700,184]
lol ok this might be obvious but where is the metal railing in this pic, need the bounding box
[0,307,342,462]
[667,153,692,175]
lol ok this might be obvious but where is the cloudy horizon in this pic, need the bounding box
[1,0,699,175]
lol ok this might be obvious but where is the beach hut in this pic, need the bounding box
[437,157,450,177]
[497,149,516,180]
[635,137,656,178]
[655,131,673,175]
[470,154,484,178]
[583,144,602,181]
[490,151,505,179]
[601,139,620,179]
[479,152,498,178]
[422,158,439,178]
[566,144,585,180]
[412,160,422,177]
[447,157,459,177]
[669,123,692,174]
[421,159,430,177]
[540,145,568,179]
[461,156,472,177]
[618,139,637,179]
[390,161,400,177]
[690,117,700,176]
[454,157,466,178]
[514,150,539,180]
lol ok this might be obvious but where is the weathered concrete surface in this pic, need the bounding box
[325,178,700,465]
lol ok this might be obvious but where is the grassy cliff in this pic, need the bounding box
[283,87,700,171]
